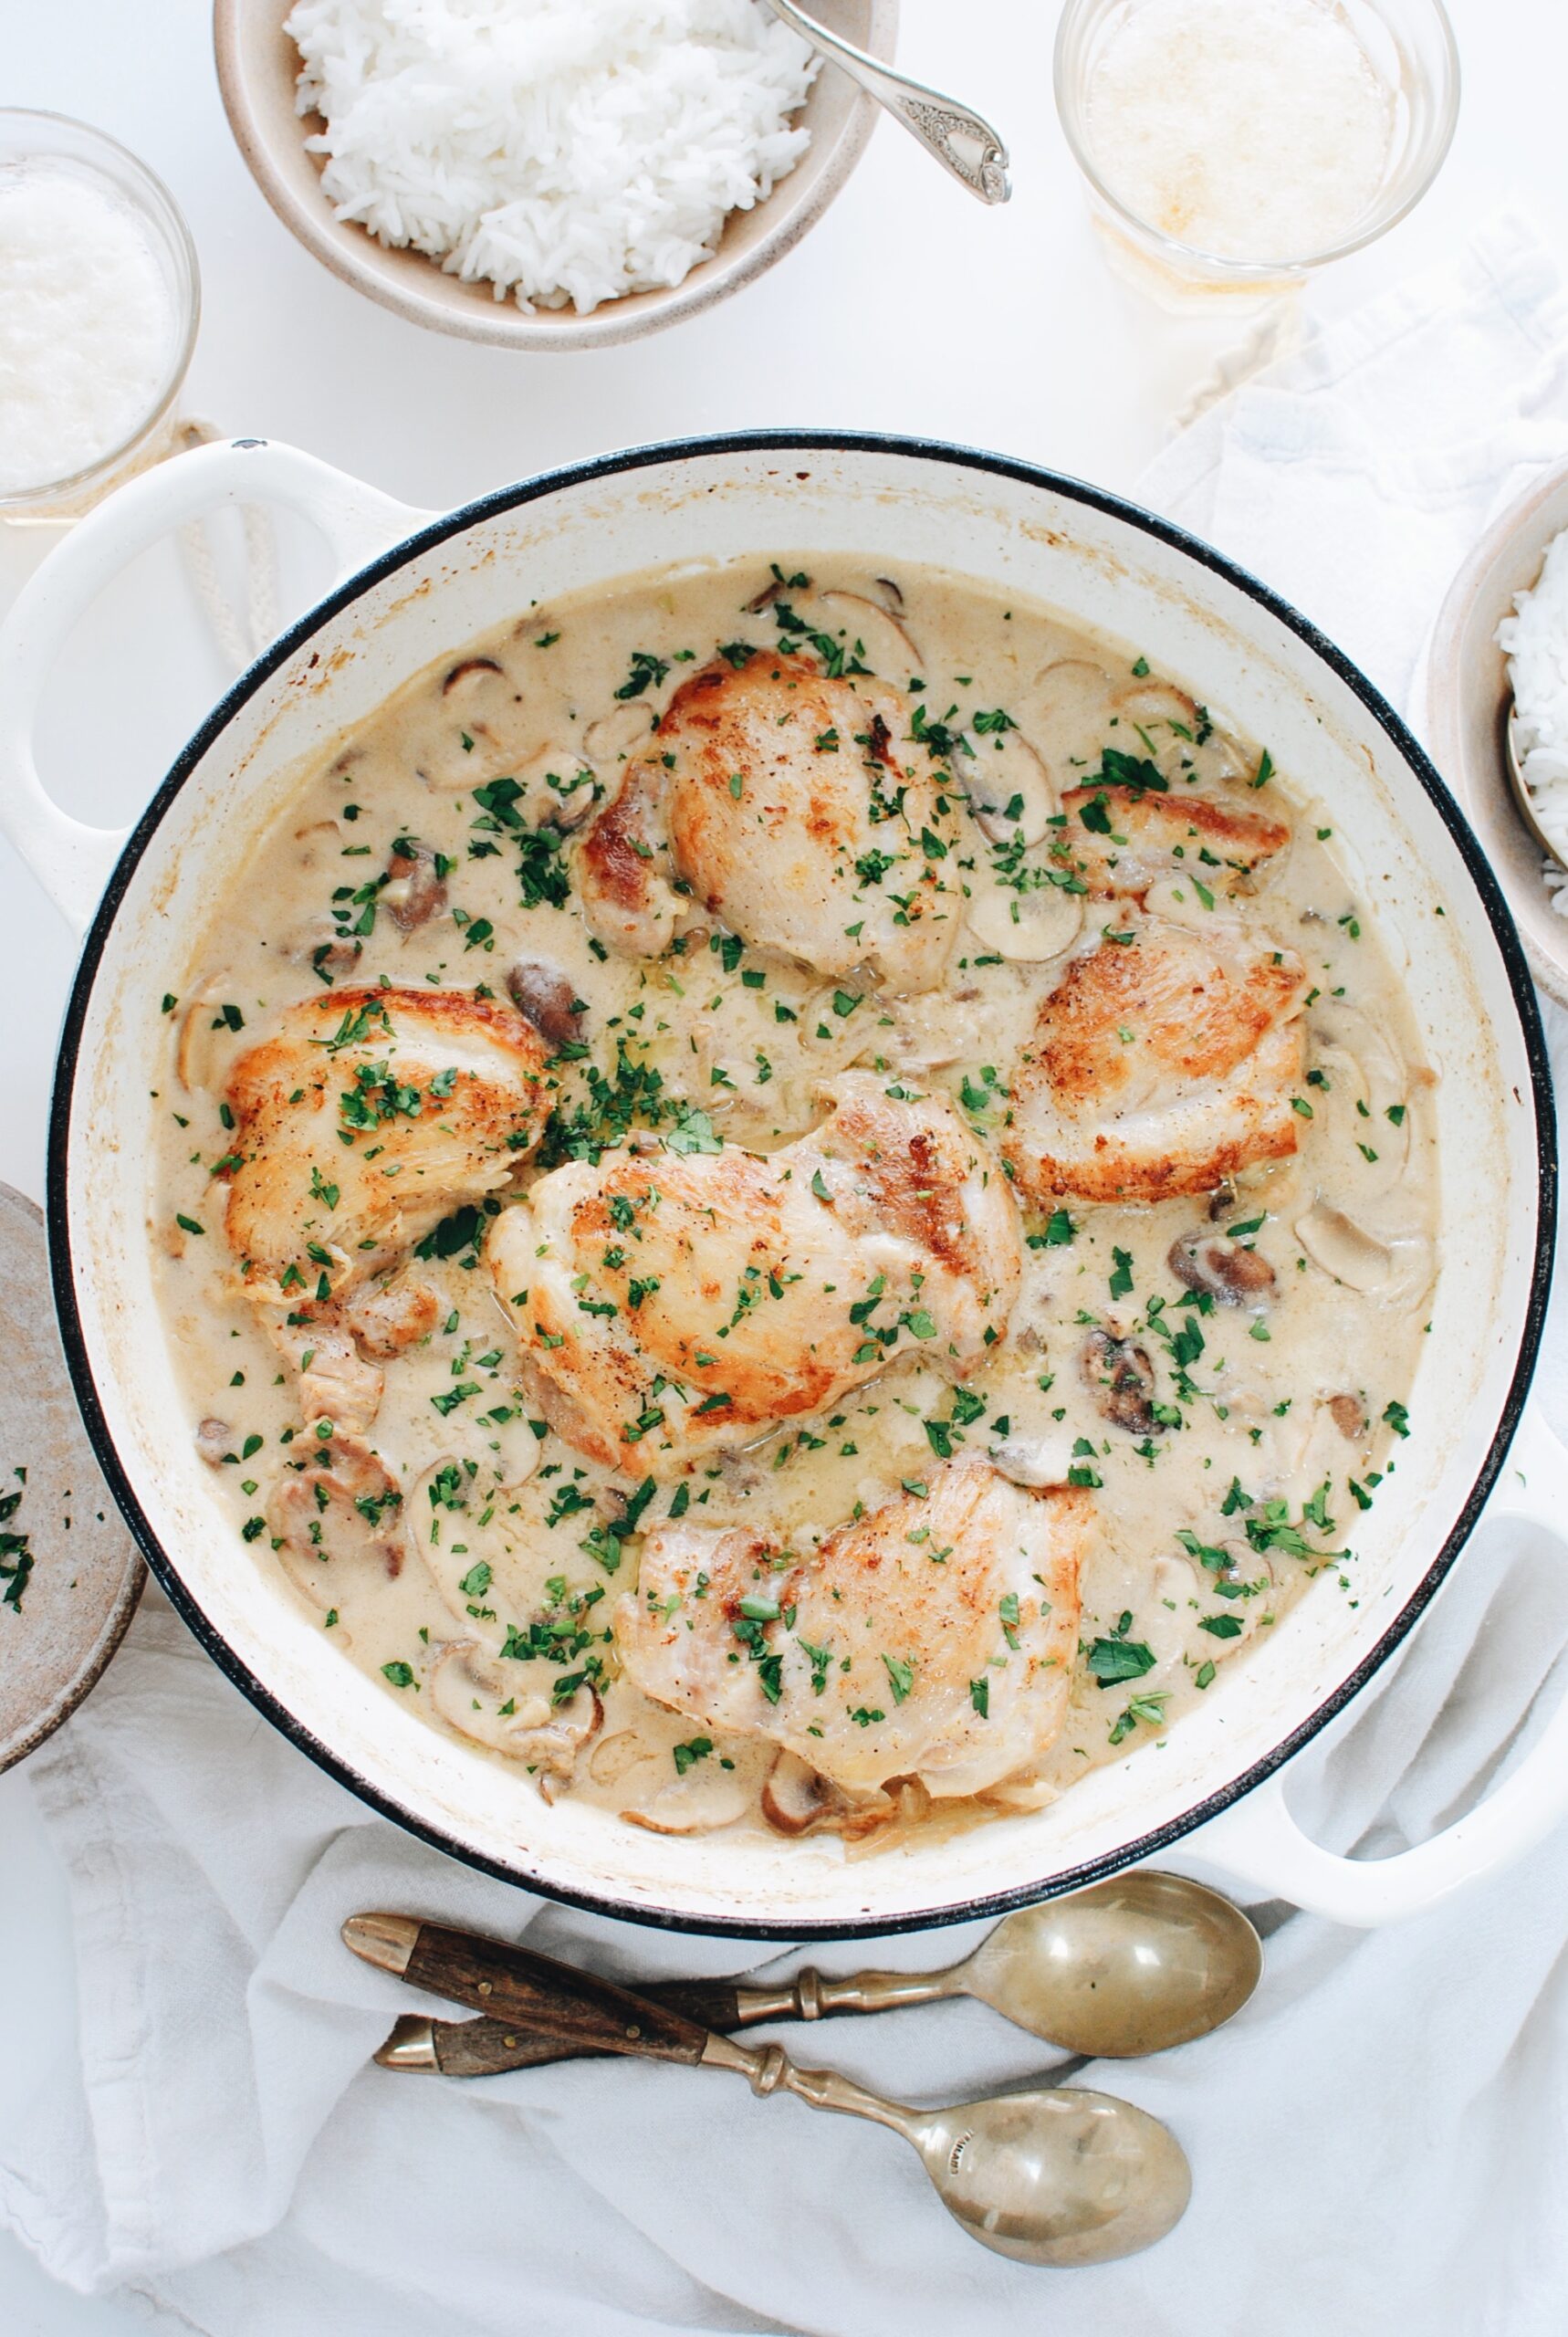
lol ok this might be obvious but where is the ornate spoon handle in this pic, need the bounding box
[767,0,1010,204]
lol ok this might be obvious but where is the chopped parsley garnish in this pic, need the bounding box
[614,649,671,700]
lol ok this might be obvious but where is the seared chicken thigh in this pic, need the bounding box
[617,1459,1090,1797]
[1005,916,1309,1204]
[222,986,548,1296]
[489,1074,1022,1472]
[1058,784,1290,898]
[220,988,546,1433]
[578,652,962,988]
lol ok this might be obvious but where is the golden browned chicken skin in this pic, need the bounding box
[221,985,548,1297]
[577,651,963,988]
[1005,916,1309,1204]
[489,1073,1023,1472]
[617,1459,1090,1797]
[1057,783,1291,898]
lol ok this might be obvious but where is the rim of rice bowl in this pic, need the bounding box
[215,0,894,347]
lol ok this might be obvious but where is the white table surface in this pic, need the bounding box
[2,0,1564,2325]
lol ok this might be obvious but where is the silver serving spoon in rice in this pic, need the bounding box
[767,0,1010,203]
[1504,700,1568,869]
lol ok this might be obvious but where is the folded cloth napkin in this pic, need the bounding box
[6,209,1568,2337]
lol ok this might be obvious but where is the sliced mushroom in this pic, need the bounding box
[1168,1231,1276,1306]
[837,1787,902,1851]
[809,591,924,684]
[176,976,243,1095]
[584,703,658,767]
[276,1323,383,1438]
[194,1417,233,1466]
[1138,873,1250,932]
[1024,658,1121,772]
[341,1273,441,1360]
[269,1435,402,1608]
[623,1765,749,1835]
[716,1449,765,1496]
[1107,680,1246,784]
[744,576,787,614]
[430,1644,551,1749]
[443,656,505,698]
[382,840,447,935]
[512,745,600,831]
[1081,1328,1156,1435]
[430,1643,601,1783]
[1294,1201,1434,1303]
[961,724,1055,847]
[588,1728,658,1788]
[977,1774,1061,1815]
[412,1457,554,1648]
[990,1434,1073,1490]
[1303,1005,1412,1200]
[1327,1393,1367,1441]
[1110,678,1198,738]
[887,1775,932,1829]
[760,1748,849,1837]
[506,959,586,1051]
[965,868,1083,961]
[291,816,342,863]
[526,1686,604,1796]
[416,662,533,788]
[886,991,986,1072]
[286,922,363,983]
[407,1455,478,1625]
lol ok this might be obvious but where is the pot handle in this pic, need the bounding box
[1182,1399,1568,1925]
[0,436,436,936]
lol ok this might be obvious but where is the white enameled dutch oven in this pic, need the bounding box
[4,431,1566,1939]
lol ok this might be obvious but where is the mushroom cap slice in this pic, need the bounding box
[961,723,1055,847]
[429,1643,601,1778]
[1294,1200,1434,1303]
[1167,1230,1276,1307]
[268,1435,403,1611]
[759,1749,850,1837]
[966,867,1083,961]
[622,1766,749,1835]
[807,590,925,686]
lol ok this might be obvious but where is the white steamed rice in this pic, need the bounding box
[286,0,819,316]
[1499,524,1568,914]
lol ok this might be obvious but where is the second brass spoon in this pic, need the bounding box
[377,1871,1261,2077]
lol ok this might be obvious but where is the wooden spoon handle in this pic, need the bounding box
[412,1976,747,2078]
[401,1923,716,2067]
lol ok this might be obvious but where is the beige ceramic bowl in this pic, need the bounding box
[1425,459,1568,1009]
[214,0,897,350]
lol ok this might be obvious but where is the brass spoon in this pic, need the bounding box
[1504,699,1568,867]
[375,1871,1262,2078]
[345,1913,1191,2268]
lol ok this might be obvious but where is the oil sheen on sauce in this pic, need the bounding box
[152,555,1437,1852]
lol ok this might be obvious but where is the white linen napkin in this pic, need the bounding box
[6,210,1568,2337]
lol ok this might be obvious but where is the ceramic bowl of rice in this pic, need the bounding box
[214,0,896,349]
[1425,456,1568,1009]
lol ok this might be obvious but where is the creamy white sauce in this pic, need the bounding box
[152,554,1437,1850]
